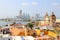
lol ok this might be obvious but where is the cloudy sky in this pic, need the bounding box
[0,0,60,18]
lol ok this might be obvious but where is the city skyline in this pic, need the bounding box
[0,0,60,18]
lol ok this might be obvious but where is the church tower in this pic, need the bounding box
[44,12,50,26]
[50,12,56,27]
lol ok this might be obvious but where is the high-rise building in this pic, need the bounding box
[35,14,40,20]
[19,10,22,18]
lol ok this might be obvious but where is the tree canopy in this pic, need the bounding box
[27,23,34,29]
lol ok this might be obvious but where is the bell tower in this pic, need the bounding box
[50,12,56,27]
[44,12,50,26]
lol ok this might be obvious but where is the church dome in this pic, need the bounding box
[50,12,56,20]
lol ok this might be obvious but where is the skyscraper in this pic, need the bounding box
[35,13,40,20]
[19,10,22,18]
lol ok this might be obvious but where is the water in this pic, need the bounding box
[0,21,29,27]
[0,21,12,26]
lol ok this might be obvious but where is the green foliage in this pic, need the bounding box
[27,23,34,29]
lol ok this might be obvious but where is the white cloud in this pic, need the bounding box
[21,2,38,6]
[21,2,28,6]
[32,2,38,6]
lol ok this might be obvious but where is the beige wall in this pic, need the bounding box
[56,19,60,23]
[38,21,45,26]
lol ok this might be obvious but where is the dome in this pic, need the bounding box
[51,12,56,16]
[50,12,56,20]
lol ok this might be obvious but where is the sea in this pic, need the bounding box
[0,21,12,26]
[0,21,29,27]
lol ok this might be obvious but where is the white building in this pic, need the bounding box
[0,36,35,40]
[0,36,22,40]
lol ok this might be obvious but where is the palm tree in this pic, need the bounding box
[27,23,34,30]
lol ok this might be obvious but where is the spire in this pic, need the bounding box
[46,12,48,16]
[44,12,49,18]
[50,11,56,20]
[52,11,54,15]
[51,11,56,17]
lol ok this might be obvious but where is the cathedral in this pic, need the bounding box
[38,12,56,27]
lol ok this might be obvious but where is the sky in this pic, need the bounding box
[0,0,60,18]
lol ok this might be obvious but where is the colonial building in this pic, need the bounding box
[50,12,56,27]
[44,12,50,26]
[38,12,56,27]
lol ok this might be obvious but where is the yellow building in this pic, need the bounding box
[56,19,60,22]
[56,19,60,27]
